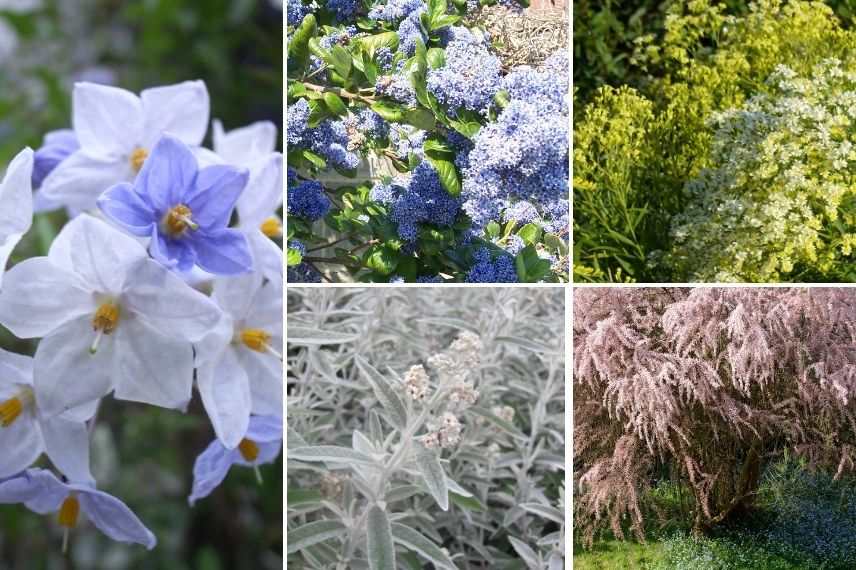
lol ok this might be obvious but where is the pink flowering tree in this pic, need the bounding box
[573,287,856,545]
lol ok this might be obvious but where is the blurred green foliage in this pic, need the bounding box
[0,1,282,568]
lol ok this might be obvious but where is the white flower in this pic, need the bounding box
[196,272,283,448]
[40,81,210,212]
[0,147,33,287]
[211,120,284,283]
[0,347,93,484]
[0,214,223,417]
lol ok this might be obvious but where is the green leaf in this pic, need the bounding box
[356,31,400,57]
[307,99,329,128]
[518,223,542,245]
[428,0,447,20]
[287,520,346,554]
[371,101,406,122]
[423,136,455,160]
[415,449,449,511]
[367,506,396,570]
[544,233,568,256]
[514,245,552,283]
[288,446,376,464]
[486,221,501,239]
[287,81,307,99]
[404,107,436,131]
[449,492,486,512]
[494,89,510,109]
[448,117,481,138]
[327,45,352,78]
[427,157,461,197]
[287,247,303,266]
[355,356,408,428]
[431,14,460,29]
[364,244,400,275]
[322,92,348,116]
[391,524,457,570]
[288,488,322,507]
[302,149,327,169]
[426,47,445,69]
[287,14,316,75]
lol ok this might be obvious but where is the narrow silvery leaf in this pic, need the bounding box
[368,410,384,444]
[469,406,528,440]
[519,502,564,525]
[287,520,347,554]
[289,445,375,465]
[415,449,448,511]
[385,484,422,503]
[367,506,396,570]
[391,523,456,570]
[494,335,560,354]
[355,356,408,428]
[445,476,473,497]
[352,430,377,455]
[508,536,540,569]
[289,326,362,345]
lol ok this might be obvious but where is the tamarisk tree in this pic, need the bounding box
[573,287,856,544]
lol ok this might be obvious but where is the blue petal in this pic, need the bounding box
[136,134,197,212]
[185,165,249,229]
[188,440,236,505]
[0,468,68,514]
[76,487,157,549]
[97,182,156,236]
[149,225,196,272]
[189,229,253,276]
[246,414,283,443]
[32,129,79,188]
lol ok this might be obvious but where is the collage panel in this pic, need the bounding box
[573,0,856,283]
[286,0,570,283]
[286,287,566,568]
[0,1,284,568]
[573,287,856,568]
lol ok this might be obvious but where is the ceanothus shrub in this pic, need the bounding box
[286,0,569,283]
[573,287,856,545]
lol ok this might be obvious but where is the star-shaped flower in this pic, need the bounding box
[97,134,253,275]
[196,272,282,448]
[0,147,34,287]
[39,81,209,211]
[0,469,156,551]
[188,415,282,505]
[0,214,223,417]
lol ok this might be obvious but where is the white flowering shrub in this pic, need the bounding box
[0,76,283,561]
[287,287,565,569]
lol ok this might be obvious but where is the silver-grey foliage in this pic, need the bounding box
[287,288,565,569]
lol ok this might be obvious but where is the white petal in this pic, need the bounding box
[213,119,277,166]
[193,313,233,368]
[211,272,263,321]
[245,230,283,285]
[112,320,194,411]
[244,277,283,335]
[236,152,282,227]
[0,346,34,388]
[123,258,223,343]
[39,150,133,212]
[198,347,251,449]
[0,146,33,240]
[0,414,42,478]
[237,349,282,417]
[0,257,95,338]
[73,82,143,157]
[48,214,146,295]
[40,415,94,485]
[34,316,115,418]
[141,81,209,147]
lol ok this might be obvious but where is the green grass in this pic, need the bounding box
[573,539,666,570]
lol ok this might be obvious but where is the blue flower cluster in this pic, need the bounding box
[287,180,332,221]
[369,161,460,241]
[287,99,310,147]
[345,109,390,142]
[389,126,425,160]
[460,49,569,230]
[287,0,317,23]
[427,27,501,116]
[375,62,417,106]
[465,248,518,282]
[397,8,427,56]
[368,0,423,21]
[504,200,539,225]
[325,0,360,21]
[287,262,323,283]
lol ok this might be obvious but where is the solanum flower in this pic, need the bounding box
[97,134,253,275]
[0,214,223,417]
[188,415,282,505]
[0,468,156,551]
[32,129,79,189]
[0,147,33,287]
[197,272,282,448]
[39,81,209,211]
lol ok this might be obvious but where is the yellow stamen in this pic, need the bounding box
[240,328,282,360]
[91,301,120,354]
[0,387,34,426]
[58,495,80,528]
[162,204,198,236]
[238,438,260,462]
[260,217,283,238]
[130,147,148,173]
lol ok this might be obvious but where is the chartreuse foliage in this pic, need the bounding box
[286,0,569,283]
[573,0,856,282]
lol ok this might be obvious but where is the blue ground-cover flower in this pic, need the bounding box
[466,247,518,282]
[287,180,331,221]
[189,415,282,505]
[0,468,156,550]
[97,134,253,275]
